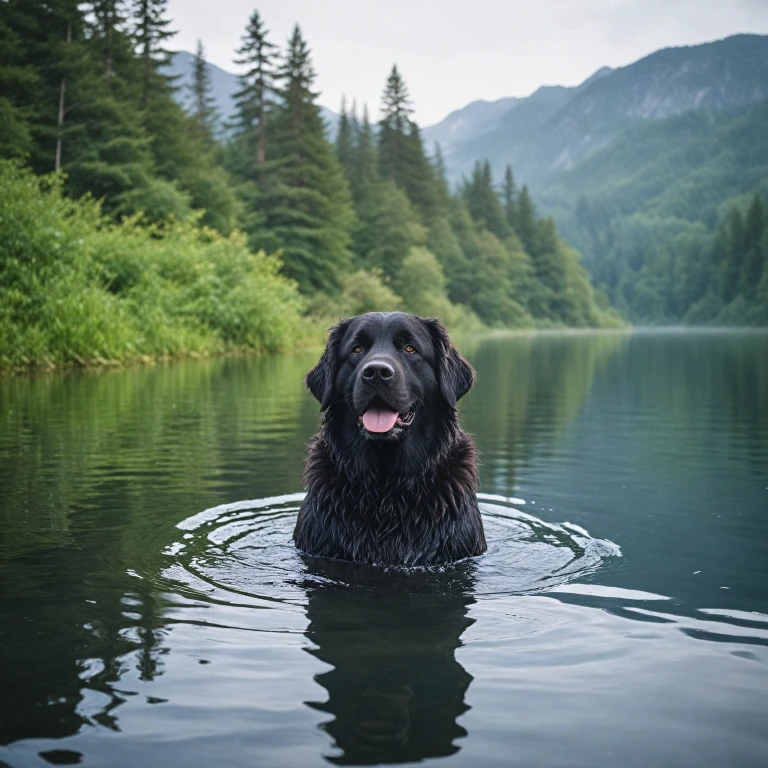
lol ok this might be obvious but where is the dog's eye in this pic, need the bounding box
[352,345,363,354]
[404,344,416,354]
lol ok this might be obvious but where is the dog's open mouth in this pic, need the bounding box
[360,408,415,433]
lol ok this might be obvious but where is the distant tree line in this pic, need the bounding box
[0,0,621,335]
[550,104,768,326]
[573,190,768,325]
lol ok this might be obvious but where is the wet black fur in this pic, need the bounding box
[294,312,487,566]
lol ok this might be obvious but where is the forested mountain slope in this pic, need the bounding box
[427,34,768,325]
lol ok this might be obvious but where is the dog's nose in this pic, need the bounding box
[362,360,395,382]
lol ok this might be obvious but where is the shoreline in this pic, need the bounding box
[5,324,768,379]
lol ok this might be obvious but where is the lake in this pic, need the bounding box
[1,330,767,768]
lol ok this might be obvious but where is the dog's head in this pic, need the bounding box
[306,312,475,442]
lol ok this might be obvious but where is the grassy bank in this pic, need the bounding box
[0,161,317,372]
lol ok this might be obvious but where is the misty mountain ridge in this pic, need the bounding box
[425,34,768,187]
[423,66,613,159]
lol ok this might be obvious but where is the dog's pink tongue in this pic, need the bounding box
[362,408,399,433]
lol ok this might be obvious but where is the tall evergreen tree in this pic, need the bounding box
[334,95,355,181]
[516,185,538,255]
[49,0,88,172]
[0,1,39,157]
[720,207,746,303]
[361,181,426,284]
[533,217,567,296]
[462,160,510,240]
[741,193,767,299]
[351,103,378,204]
[429,142,453,217]
[378,64,412,187]
[252,24,354,292]
[90,0,126,86]
[187,39,218,141]
[502,165,517,232]
[232,9,276,169]
[133,0,175,108]
[377,66,437,216]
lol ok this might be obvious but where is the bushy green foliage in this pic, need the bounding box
[396,247,483,330]
[308,268,401,320]
[0,162,305,370]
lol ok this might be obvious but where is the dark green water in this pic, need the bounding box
[1,330,767,768]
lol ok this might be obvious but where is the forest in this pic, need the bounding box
[0,1,621,371]
[547,104,768,325]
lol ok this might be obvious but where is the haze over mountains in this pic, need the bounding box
[423,34,768,187]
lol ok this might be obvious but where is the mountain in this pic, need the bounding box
[421,34,768,326]
[423,66,613,161]
[426,35,768,188]
[166,51,240,130]
[166,51,340,137]
[421,96,521,156]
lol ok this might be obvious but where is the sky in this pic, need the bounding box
[167,0,768,126]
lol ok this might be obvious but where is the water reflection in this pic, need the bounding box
[0,580,171,746]
[301,562,476,764]
[1,331,768,767]
[460,331,627,490]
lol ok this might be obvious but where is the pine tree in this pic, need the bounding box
[362,181,426,284]
[502,165,517,232]
[187,39,218,141]
[351,104,379,204]
[133,0,175,108]
[48,0,90,172]
[462,160,510,240]
[377,66,438,216]
[232,9,276,169]
[721,207,746,303]
[516,185,538,255]
[253,24,354,292]
[90,0,127,86]
[349,98,359,132]
[403,122,439,216]
[533,217,567,296]
[433,143,446,183]
[6,0,98,175]
[0,2,38,158]
[742,194,767,299]
[335,95,355,181]
[378,64,412,187]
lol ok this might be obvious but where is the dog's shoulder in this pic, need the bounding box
[435,429,479,493]
[303,433,335,485]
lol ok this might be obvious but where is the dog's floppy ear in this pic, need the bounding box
[306,319,350,411]
[424,318,476,408]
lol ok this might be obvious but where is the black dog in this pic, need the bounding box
[294,312,486,565]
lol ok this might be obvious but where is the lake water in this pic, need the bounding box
[1,330,767,768]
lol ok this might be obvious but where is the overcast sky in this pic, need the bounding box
[166,0,768,126]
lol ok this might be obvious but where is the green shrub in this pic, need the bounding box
[396,247,485,331]
[307,268,402,320]
[0,161,307,370]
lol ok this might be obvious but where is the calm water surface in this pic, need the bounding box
[1,330,767,767]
